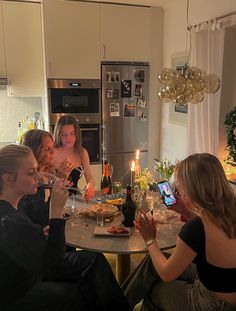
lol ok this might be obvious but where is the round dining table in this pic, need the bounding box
[65,195,183,284]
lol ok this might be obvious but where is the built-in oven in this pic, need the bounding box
[48,79,101,164]
[48,78,101,125]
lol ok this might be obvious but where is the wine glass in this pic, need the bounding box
[146,190,158,216]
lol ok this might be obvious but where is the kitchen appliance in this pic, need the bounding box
[48,78,101,125]
[48,79,102,164]
[101,61,149,187]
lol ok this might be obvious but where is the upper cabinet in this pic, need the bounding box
[0,5,6,78]
[101,4,150,62]
[2,1,45,96]
[43,0,100,79]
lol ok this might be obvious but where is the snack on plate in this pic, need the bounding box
[107,226,129,234]
[105,197,124,205]
[91,204,118,215]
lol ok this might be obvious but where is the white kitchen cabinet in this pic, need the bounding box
[101,4,150,62]
[2,1,45,96]
[0,4,6,78]
[43,0,100,79]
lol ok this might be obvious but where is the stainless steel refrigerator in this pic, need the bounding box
[101,61,149,187]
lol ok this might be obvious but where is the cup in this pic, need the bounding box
[96,212,104,226]
[112,181,122,194]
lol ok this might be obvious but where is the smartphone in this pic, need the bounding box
[157,180,176,207]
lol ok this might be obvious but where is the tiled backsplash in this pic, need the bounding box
[0,85,43,144]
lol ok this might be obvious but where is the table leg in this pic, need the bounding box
[116,254,130,285]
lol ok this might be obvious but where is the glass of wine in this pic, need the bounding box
[146,190,158,216]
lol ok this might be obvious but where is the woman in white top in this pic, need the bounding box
[53,115,95,200]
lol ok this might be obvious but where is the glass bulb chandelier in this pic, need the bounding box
[157,1,220,107]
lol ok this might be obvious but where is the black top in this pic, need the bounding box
[68,165,83,194]
[179,217,236,292]
[18,186,50,227]
[0,200,66,308]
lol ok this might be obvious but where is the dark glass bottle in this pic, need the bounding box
[121,185,136,227]
[101,160,112,195]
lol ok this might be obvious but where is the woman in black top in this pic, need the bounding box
[0,144,131,311]
[122,153,236,310]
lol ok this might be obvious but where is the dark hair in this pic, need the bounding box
[0,144,32,193]
[53,115,83,155]
[20,129,53,162]
[177,153,236,238]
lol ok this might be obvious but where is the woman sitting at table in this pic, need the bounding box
[19,129,73,227]
[122,153,236,311]
[0,144,131,311]
[53,115,95,198]
[53,115,95,199]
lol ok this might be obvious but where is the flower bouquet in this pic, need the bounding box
[154,159,175,181]
[134,168,155,194]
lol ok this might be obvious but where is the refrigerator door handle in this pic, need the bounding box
[102,124,106,152]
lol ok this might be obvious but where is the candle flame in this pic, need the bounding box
[136,149,140,160]
[131,160,135,171]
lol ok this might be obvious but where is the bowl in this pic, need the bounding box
[90,203,118,218]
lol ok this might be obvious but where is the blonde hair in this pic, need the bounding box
[177,153,236,238]
[0,144,32,193]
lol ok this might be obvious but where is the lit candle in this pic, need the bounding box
[135,149,140,175]
[131,160,135,186]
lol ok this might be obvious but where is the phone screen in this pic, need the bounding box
[157,180,176,207]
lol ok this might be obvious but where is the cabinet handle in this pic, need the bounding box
[102,44,106,59]
[101,124,106,151]
[81,128,98,132]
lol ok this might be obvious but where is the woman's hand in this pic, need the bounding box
[169,194,196,221]
[56,159,74,180]
[134,212,157,244]
[84,182,95,201]
[49,179,69,219]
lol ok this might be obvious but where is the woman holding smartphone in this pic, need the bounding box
[53,115,95,200]
[122,153,236,311]
[0,144,131,311]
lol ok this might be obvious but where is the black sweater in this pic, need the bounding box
[0,200,66,309]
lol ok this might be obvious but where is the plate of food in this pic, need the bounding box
[94,226,130,237]
[90,203,118,216]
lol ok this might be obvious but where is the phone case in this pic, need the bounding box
[157,180,176,207]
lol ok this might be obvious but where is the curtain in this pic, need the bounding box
[187,15,236,156]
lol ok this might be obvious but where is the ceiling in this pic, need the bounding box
[84,0,175,8]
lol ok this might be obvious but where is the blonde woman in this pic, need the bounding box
[123,153,236,311]
[0,145,131,311]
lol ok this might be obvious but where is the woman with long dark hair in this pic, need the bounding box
[53,115,95,199]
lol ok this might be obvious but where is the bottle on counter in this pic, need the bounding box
[121,185,136,227]
[17,121,23,143]
[101,160,112,195]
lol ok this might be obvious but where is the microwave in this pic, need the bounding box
[48,79,101,124]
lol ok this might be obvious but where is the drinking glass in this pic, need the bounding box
[146,190,158,216]
[64,193,76,217]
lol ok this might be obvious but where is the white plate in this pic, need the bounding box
[94,226,130,237]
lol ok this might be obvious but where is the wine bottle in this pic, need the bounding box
[121,185,136,227]
[101,160,112,195]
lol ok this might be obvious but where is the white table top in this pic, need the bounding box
[65,195,183,254]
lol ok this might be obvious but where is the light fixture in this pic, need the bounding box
[157,0,220,107]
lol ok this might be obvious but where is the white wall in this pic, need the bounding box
[160,0,236,162]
